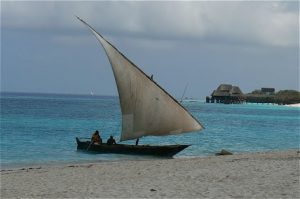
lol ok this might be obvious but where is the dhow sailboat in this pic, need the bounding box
[75,17,204,157]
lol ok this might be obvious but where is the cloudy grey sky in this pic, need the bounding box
[1,1,299,98]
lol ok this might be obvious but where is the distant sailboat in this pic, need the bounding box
[75,16,204,156]
[180,83,189,103]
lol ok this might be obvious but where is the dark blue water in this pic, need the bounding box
[1,92,299,168]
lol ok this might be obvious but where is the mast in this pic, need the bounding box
[180,83,189,103]
[76,16,204,141]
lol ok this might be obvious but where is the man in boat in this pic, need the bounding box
[91,130,102,145]
[107,135,116,145]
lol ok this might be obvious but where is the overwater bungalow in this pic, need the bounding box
[206,84,245,104]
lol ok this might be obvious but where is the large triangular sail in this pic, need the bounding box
[77,17,204,141]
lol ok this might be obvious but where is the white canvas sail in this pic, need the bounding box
[77,17,204,141]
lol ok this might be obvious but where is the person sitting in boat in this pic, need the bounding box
[91,130,102,145]
[107,135,116,145]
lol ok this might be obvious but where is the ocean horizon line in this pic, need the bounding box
[0,91,119,98]
[0,91,207,101]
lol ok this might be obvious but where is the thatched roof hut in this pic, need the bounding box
[211,84,244,98]
[230,86,243,96]
[211,84,232,97]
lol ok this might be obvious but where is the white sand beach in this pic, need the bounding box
[285,103,300,107]
[1,150,299,198]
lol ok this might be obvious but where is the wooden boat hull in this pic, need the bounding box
[76,137,190,157]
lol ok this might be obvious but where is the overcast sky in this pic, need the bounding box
[1,1,299,98]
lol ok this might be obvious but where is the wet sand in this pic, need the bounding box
[1,150,299,198]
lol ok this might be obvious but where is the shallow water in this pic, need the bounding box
[1,92,299,168]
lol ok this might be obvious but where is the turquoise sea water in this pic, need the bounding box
[1,92,299,169]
